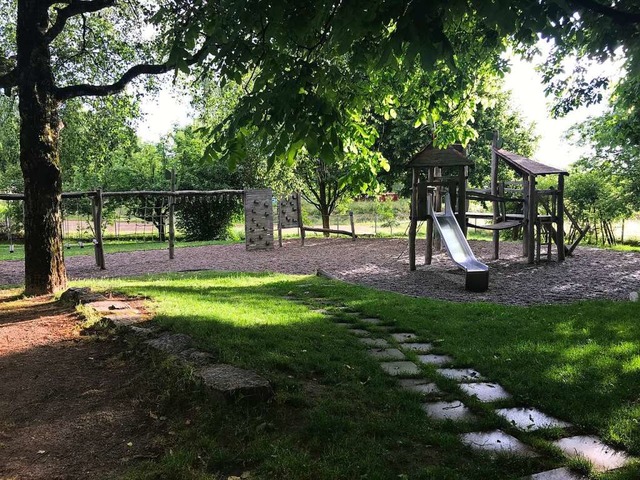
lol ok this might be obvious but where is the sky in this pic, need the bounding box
[136,49,621,171]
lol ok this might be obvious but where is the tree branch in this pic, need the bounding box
[570,0,640,25]
[54,45,210,101]
[45,0,116,44]
[0,67,17,96]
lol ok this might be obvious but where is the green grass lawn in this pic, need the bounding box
[0,239,238,261]
[73,272,640,480]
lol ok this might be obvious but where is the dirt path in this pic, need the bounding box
[0,293,169,480]
[2,238,638,305]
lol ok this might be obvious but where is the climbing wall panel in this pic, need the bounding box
[244,189,274,250]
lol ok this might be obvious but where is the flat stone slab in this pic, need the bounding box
[334,322,352,328]
[417,354,453,366]
[436,368,484,382]
[460,430,536,457]
[87,300,133,313]
[400,343,433,353]
[496,407,572,431]
[102,312,144,327]
[146,333,193,354]
[391,333,418,343]
[197,364,273,402]
[552,436,630,472]
[380,361,420,376]
[358,337,390,347]
[367,348,406,360]
[422,401,475,421]
[398,379,442,395]
[459,382,511,402]
[359,317,382,325]
[522,467,586,480]
[348,328,371,337]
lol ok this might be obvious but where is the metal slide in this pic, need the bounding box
[431,193,489,292]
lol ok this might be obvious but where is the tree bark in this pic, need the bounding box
[321,211,330,237]
[18,0,67,295]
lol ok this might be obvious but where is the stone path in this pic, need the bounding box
[292,294,634,480]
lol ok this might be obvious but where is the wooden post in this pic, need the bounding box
[527,174,536,264]
[349,211,356,240]
[491,131,499,259]
[556,173,565,261]
[92,189,106,270]
[426,168,434,265]
[169,168,176,259]
[433,167,442,251]
[278,197,283,248]
[297,193,305,246]
[409,168,418,270]
[458,165,467,236]
[522,174,528,257]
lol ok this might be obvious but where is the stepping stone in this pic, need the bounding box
[380,361,420,376]
[400,342,433,353]
[334,322,352,328]
[391,333,418,343]
[522,467,586,480]
[417,354,453,366]
[459,382,511,402]
[460,430,536,457]
[360,317,382,325]
[348,328,371,337]
[398,379,442,395]
[146,333,193,354]
[86,300,132,313]
[368,348,406,360]
[552,436,630,472]
[436,368,484,382]
[358,337,389,347]
[496,407,572,431]
[197,364,273,403]
[422,401,475,421]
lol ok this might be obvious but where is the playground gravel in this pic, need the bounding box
[1,238,639,305]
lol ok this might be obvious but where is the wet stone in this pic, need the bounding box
[400,343,433,353]
[522,467,586,480]
[380,361,420,376]
[496,407,572,431]
[367,348,406,360]
[417,354,453,366]
[146,333,193,354]
[391,333,418,343]
[398,379,442,395]
[460,430,537,457]
[552,436,630,472]
[459,382,511,402]
[360,317,382,325]
[436,368,484,382]
[422,401,475,421]
[358,337,390,347]
[348,329,371,337]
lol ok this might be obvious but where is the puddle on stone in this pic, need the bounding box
[391,333,418,343]
[422,401,475,421]
[459,382,511,402]
[496,407,571,431]
[552,436,630,472]
[380,361,420,376]
[436,368,484,382]
[417,354,453,366]
[398,379,442,395]
[367,348,406,360]
[460,430,536,457]
[524,467,586,480]
[400,343,433,353]
[358,337,389,347]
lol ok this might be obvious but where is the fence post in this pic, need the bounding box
[349,211,356,240]
[92,189,106,269]
[169,168,176,259]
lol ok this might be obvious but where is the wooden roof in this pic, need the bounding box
[494,149,568,176]
[408,144,474,168]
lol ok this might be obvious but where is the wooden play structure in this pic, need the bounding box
[408,135,575,292]
[277,192,356,246]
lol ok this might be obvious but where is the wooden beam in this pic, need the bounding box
[527,174,537,264]
[491,131,500,260]
[556,174,565,261]
[409,168,418,270]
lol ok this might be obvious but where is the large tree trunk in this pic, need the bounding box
[18,0,67,295]
[321,211,330,237]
